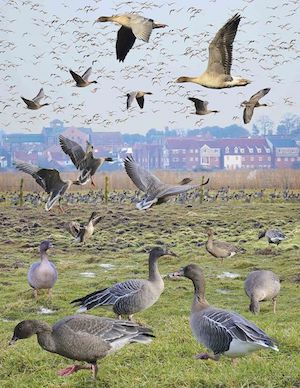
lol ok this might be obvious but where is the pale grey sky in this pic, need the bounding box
[1,0,299,134]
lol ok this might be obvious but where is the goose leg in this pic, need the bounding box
[58,203,65,213]
[117,315,122,320]
[128,314,134,321]
[272,298,277,313]
[232,358,238,367]
[33,289,38,299]
[58,364,91,377]
[194,353,220,361]
[47,288,52,300]
[91,179,96,188]
[91,363,98,379]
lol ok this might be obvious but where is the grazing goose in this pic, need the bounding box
[10,314,154,379]
[95,13,167,62]
[188,97,219,115]
[124,155,209,210]
[71,247,176,320]
[258,229,286,245]
[28,240,57,299]
[172,264,278,361]
[241,88,270,124]
[21,88,49,110]
[127,91,152,109]
[69,67,97,87]
[59,135,113,186]
[13,161,78,211]
[244,270,280,314]
[67,212,103,243]
[205,229,245,263]
[176,14,251,89]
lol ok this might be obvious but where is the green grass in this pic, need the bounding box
[0,199,299,387]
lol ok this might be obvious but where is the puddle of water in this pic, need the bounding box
[80,272,96,278]
[99,264,115,270]
[38,307,55,314]
[217,272,240,279]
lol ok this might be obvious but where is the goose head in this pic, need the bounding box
[258,230,266,240]
[39,240,53,253]
[170,263,203,282]
[149,246,177,260]
[175,76,190,83]
[9,320,39,344]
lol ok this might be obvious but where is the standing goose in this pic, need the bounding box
[13,161,78,211]
[124,155,209,210]
[21,88,49,109]
[69,67,97,87]
[258,229,286,245]
[10,314,154,379]
[176,14,251,88]
[66,211,103,243]
[188,97,219,115]
[59,135,113,186]
[205,229,245,263]
[71,247,177,320]
[244,270,281,314]
[127,91,152,109]
[171,264,278,361]
[95,13,167,62]
[28,240,57,299]
[241,88,270,124]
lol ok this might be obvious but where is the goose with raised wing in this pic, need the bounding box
[241,88,270,124]
[258,229,286,245]
[95,13,167,62]
[176,14,251,89]
[21,88,49,109]
[127,91,152,109]
[66,212,103,243]
[188,97,219,115]
[69,67,97,87]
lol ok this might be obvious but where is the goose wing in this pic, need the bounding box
[67,221,82,237]
[130,15,153,42]
[21,97,36,109]
[116,26,136,62]
[188,97,207,112]
[59,135,86,169]
[156,181,207,200]
[249,88,270,104]
[82,67,92,81]
[243,105,254,124]
[69,69,85,84]
[32,88,45,103]
[206,13,241,76]
[136,95,144,109]
[127,92,137,109]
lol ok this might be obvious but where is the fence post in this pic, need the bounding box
[104,175,109,204]
[199,175,205,204]
[19,178,24,207]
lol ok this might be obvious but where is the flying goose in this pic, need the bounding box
[13,161,78,211]
[244,270,281,314]
[66,211,103,243]
[176,14,251,89]
[69,67,97,87]
[59,135,113,186]
[188,97,219,115]
[95,13,167,62]
[171,264,278,361]
[10,314,154,379]
[28,240,57,299]
[124,155,209,210]
[205,228,245,262]
[241,88,270,124]
[258,229,286,245]
[71,247,176,320]
[127,91,152,109]
[21,88,49,110]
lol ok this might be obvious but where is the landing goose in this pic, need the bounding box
[244,270,280,314]
[67,211,103,243]
[59,135,113,186]
[95,13,167,62]
[127,91,152,109]
[258,229,286,245]
[124,155,209,210]
[176,14,251,89]
[10,314,154,379]
[205,229,245,262]
[13,161,78,211]
[171,264,278,361]
[69,67,97,87]
[188,97,219,115]
[28,240,57,299]
[241,88,270,124]
[21,88,49,109]
[71,247,176,320]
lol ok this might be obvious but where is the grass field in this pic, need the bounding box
[0,198,299,387]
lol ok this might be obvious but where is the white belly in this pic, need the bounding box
[224,339,264,357]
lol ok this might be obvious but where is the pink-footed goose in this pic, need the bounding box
[21,88,49,109]
[241,88,270,124]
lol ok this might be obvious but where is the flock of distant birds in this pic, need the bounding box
[7,9,290,381]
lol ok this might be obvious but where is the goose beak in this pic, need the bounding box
[9,336,18,346]
[49,243,54,249]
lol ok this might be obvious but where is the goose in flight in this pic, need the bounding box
[176,14,251,89]
[69,67,97,87]
[124,155,209,210]
[95,13,167,62]
[127,91,152,109]
[59,135,113,186]
[240,88,270,124]
[188,97,219,115]
[21,88,49,110]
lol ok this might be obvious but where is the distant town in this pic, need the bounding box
[0,118,299,171]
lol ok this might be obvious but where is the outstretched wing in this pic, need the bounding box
[21,97,36,109]
[130,16,153,42]
[188,97,206,112]
[69,69,84,84]
[127,92,137,109]
[32,88,45,103]
[136,95,144,109]
[82,67,92,81]
[249,88,270,104]
[59,135,85,169]
[116,26,136,62]
[243,105,254,124]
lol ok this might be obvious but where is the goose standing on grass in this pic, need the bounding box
[13,161,79,211]
[69,67,97,87]
[124,155,209,210]
[258,229,286,245]
[95,14,167,62]
[171,264,278,362]
[66,212,103,243]
[21,88,49,110]
[244,270,281,314]
[241,88,270,124]
[10,314,154,379]
[71,247,177,320]
[28,240,57,299]
[59,135,113,186]
[205,228,245,263]
[188,97,219,115]
[176,14,251,89]
[127,91,152,109]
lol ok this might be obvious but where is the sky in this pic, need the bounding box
[1,0,300,134]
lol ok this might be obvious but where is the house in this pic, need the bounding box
[133,143,164,169]
[60,127,89,148]
[267,138,299,168]
[91,132,123,152]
